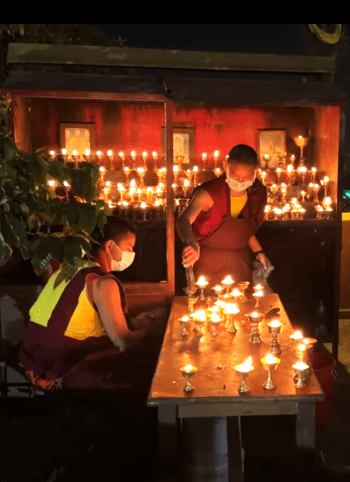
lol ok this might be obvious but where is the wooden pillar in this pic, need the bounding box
[13,96,32,152]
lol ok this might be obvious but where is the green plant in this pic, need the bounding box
[0,96,111,284]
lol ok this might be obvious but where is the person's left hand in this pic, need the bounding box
[255,252,272,270]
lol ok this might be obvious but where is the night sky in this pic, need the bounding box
[95,24,350,96]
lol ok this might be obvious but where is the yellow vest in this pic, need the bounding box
[30,262,108,341]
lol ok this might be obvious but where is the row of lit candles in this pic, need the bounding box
[179,276,315,392]
[265,197,333,220]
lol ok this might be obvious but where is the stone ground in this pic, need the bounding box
[1,347,350,481]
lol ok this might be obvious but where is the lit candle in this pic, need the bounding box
[183,178,190,196]
[213,285,223,296]
[224,303,239,315]
[152,151,158,160]
[265,353,278,365]
[180,364,198,392]
[269,320,282,329]
[323,177,329,197]
[253,284,263,291]
[48,180,55,187]
[293,361,309,370]
[72,150,78,157]
[142,151,148,160]
[260,171,267,185]
[214,150,220,160]
[311,167,317,182]
[235,356,254,373]
[96,151,102,158]
[215,167,222,177]
[49,150,55,157]
[196,276,208,288]
[107,150,113,158]
[290,330,303,341]
[61,148,67,156]
[287,164,293,183]
[119,151,125,160]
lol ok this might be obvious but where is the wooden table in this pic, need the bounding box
[148,294,325,481]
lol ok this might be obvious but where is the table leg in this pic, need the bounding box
[296,402,316,450]
[181,417,228,482]
[158,404,179,475]
[227,416,244,482]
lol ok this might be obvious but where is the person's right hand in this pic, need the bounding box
[182,243,200,268]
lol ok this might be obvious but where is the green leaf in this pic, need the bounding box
[32,252,52,275]
[77,204,98,235]
[7,212,29,252]
[0,231,12,266]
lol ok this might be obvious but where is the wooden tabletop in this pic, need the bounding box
[148,294,325,405]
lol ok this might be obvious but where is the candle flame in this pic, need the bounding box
[61,148,67,155]
[131,150,136,157]
[225,303,239,314]
[253,290,264,297]
[214,150,219,158]
[231,289,242,297]
[237,357,253,372]
[182,364,196,372]
[184,179,189,187]
[196,276,208,287]
[293,361,309,370]
[291,331,303,340]
[265,353,277,364]
[297,343,306,352]
[211,313,221,323]
[152,151,158,158]
[213,285,223,292]
[222,275,234,285]
[119,151,124,157]
[269,320,282,328]
[202,152,207,159]
[107,150,113,156]
[73,150,78,156]
[250,311,260,318]
[193,166,199,172]
[254,284,263,291]
[96,151,102,156]
[130,179,136,188]
[181,316,189,322]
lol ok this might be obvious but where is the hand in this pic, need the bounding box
[255,252,272,270]
[182,243,200,268]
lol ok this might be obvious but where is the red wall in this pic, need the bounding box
[28,98,312,162]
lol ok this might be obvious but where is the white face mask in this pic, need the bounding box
[111,243,135,271]
[225,170,255,192]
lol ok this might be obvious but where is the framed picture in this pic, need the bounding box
[60,123,96,155]
[161,127,195,165]
[258,129,287,169]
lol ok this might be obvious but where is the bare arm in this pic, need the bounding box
[92,277,149,351]
[176,189,213,267]
[248,235,271,269]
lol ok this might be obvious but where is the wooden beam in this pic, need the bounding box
[3,89,165,102]
[7,43,336,74]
